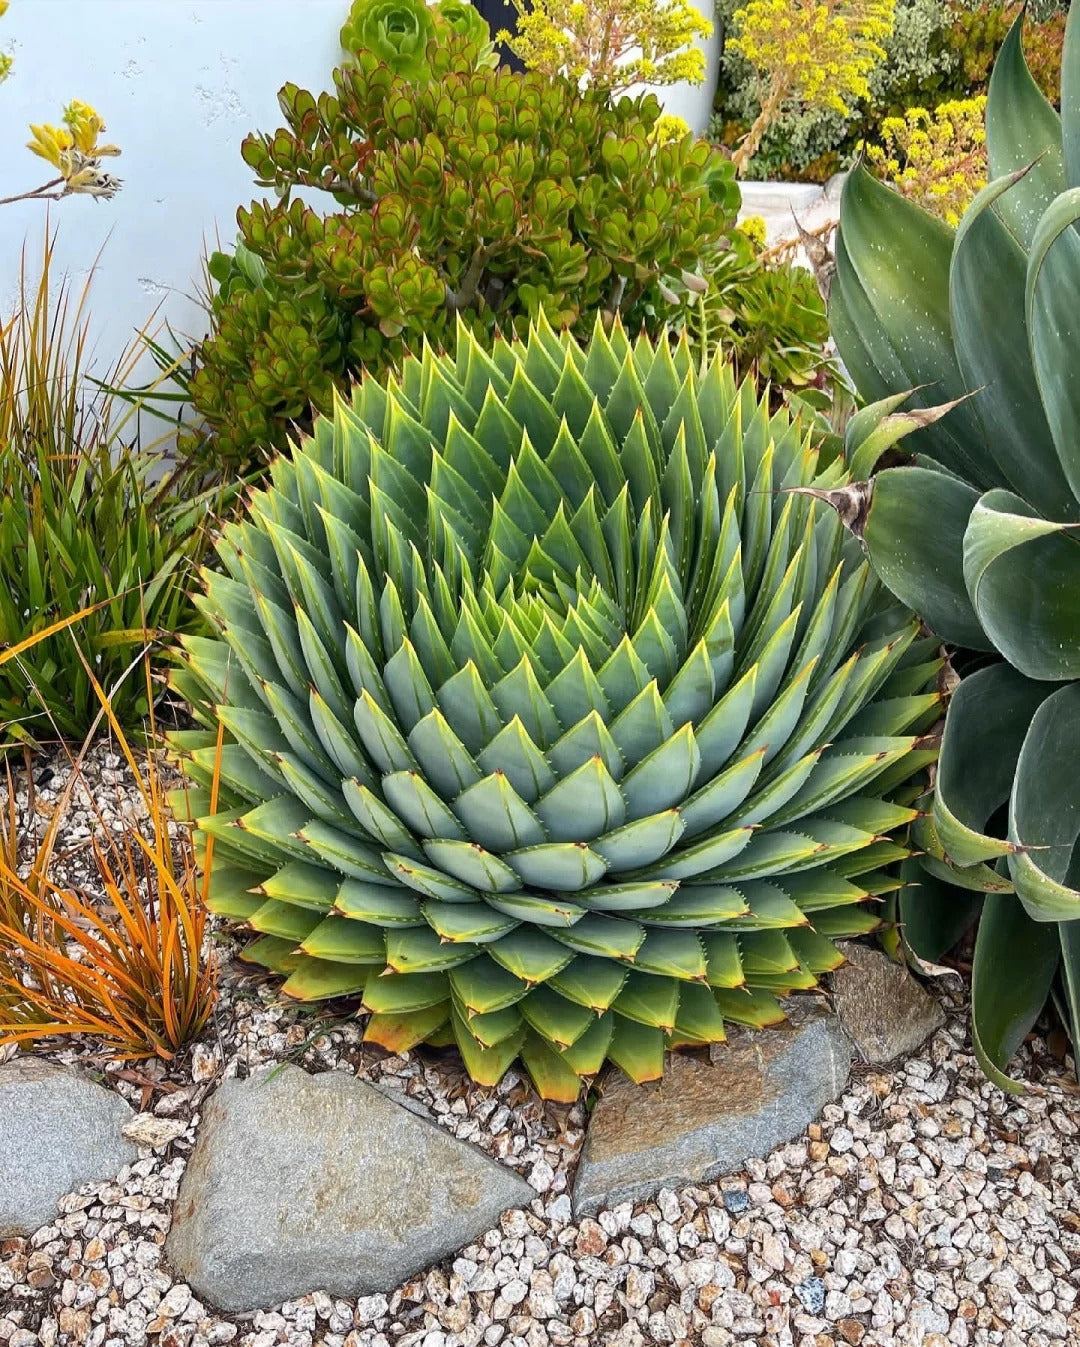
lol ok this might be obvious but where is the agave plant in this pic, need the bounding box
[171,315,936,1100]
[829,10,1080,1088]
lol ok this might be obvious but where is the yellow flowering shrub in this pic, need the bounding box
[1,3,121,206]
[653,113,693,143]
[867,96,986,226]
[502,0,711,94]
[728,0,894,172]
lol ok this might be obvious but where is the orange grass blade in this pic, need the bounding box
[0,600,120,668]
[0,656,217,1058]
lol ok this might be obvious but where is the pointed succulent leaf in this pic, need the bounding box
[451,1009,527,1088]
[858,468,993,650]
[963,489,1080,678]
[548,956,628,1011]
[364,1003,453,1053]
[971,892,1060,1092]
[986,15,1065,247]
[301,916,386,964]
[831,166,991,485]
[607,1015,666,1083]
[934,663,1054,870]
[1007,683,1080,922]
[518,1030,589,1102]
[951,175,1075,518]
[281,959,372,1000]
[504,842,609,892]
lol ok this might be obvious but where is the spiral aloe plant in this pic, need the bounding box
[172,315,936,1100]
[829,10,1080,1087]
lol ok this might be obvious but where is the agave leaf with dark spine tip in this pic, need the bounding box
[852,468,992,652]
[828,170,993,487]
[172,315,933,1100]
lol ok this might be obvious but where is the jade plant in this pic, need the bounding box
[187,18,738,469]
[828,10,1080,1086]
[171,315,937,1100]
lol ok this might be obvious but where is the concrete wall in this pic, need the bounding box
[0,0,717,376]
[0,1,344,377]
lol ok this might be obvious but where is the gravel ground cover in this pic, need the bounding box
[2,744,1078,1347]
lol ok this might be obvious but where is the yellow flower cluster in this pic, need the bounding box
[731,0,893,116]
[736,213,767,246]
[867,96,987,227]
[503,0,711,94]
[728,0,892,171]
[2,3,122,204]
[653,113,692,144]
[27,100,121,197]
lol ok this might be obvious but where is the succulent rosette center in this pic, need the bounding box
[173,316,935,1100]
[340,0,435,76]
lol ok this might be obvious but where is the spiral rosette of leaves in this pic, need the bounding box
[172,316,937,1101]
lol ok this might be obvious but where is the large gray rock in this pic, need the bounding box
[0,1058,136,1237]
[166,1065,533,1312]
[831,941,946,1065]
[573,1002,850,1216]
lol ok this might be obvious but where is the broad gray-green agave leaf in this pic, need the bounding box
[830,7,1080,1090]
[172,314,936,1101]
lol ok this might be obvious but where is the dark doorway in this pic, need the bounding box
[474,0,526,70]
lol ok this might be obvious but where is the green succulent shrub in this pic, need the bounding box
[682,225,840,395]
[171,314,937,1100]
[187,19,740,470]
[829,10,1080,1088]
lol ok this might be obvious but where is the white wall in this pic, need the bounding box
[1,0,343,375]
[0,0,718,376]
[650,0,720,137]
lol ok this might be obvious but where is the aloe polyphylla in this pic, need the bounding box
[171,316,937,1101]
